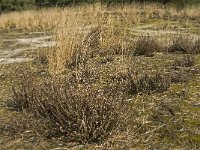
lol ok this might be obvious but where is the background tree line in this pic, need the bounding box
[0,0,199,12]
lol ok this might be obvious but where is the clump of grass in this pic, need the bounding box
[169,69,190,83]
[108,71,171,95]
[107,71,137,96]
[133,36,161,57]
[167,36,196,54]
[135,73,171,94]
[171,55,195,69]
[33,48,49,65]
[168,54,198,83]
[168,36,188,53]
[194,38,200,54]
[11,73,124,143]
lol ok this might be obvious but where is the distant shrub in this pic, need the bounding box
[167,36,197,54]
[133,36,161,57]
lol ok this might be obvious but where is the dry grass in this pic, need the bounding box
[0,3,199,30]
[0,3,199,75]
[0,8,60,30]
[133,36,162,56]
[1,2,200,149]
[167,36,198,54]
[171,55,195,68]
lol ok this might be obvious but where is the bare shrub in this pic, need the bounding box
[133,36,161,57]
[11,74,123,143]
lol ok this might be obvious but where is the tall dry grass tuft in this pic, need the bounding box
[46,6,133,75]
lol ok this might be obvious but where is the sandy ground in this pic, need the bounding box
[0,31,55,64]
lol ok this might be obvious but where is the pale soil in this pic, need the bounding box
[0,30,55,64]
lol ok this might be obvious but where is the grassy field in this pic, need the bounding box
[0,3,200,149]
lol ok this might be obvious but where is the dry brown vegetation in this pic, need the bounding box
[0,3,199,30]
[0,2,200,150]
